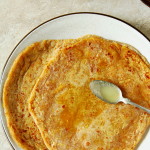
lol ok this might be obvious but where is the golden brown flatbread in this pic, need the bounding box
[28,36,150,150]
[3,39,78,149]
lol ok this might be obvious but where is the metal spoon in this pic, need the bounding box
[90,80,150,114]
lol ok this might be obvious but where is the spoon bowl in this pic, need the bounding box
[90,80,150,114]
[90,80,122,104]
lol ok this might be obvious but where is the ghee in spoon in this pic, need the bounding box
[90,80,120,104]
[99,85,120,103]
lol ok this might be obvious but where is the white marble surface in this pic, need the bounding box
[0,0,150,149]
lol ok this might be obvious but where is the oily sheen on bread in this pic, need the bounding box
[28,35,150,150]
[3,39,78,149]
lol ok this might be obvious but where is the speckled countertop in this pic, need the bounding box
[0,0,150,149]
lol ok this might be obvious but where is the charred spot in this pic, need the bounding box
[86,142,90,146]
[21,139,25,143]
[65,128,69,131]
[22,129,27,133]
[127,67,134,72]
[140,120,143,123]
[145,72,150,79]
[31,106,35,110]
[62,105,65,108]
[88,42,92,46]
[107,52,111,56]
[36,88,39,92]
[90,64,94,72]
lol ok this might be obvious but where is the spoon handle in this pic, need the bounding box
[124,98,150,114]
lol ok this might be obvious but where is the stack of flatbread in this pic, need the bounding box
[3,35,150,150]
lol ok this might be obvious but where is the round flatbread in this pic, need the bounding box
[3,38,78,149]
[28,36,150,150]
